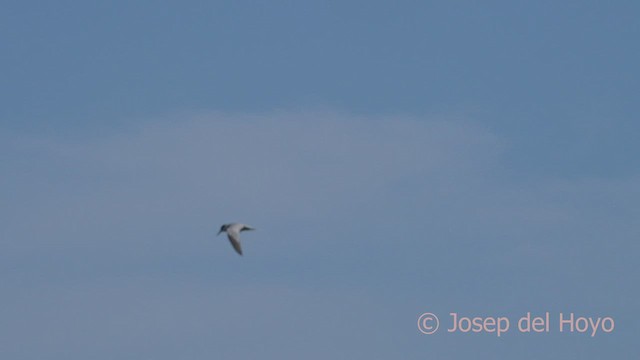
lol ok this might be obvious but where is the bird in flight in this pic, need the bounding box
[217,223,255,256]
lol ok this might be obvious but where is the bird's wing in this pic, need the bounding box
[240,225,255,232]
[227,231,243,255]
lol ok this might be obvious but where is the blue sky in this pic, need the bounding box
[1,1,638,359]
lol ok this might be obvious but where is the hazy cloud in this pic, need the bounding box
[1,112,637,359]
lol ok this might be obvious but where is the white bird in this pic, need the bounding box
[217,223,255,256]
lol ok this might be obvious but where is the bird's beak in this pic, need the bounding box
[217,230,223,236]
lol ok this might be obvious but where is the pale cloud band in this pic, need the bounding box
[0,111,637,359]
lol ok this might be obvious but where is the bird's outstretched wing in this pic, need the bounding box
[227,232,243,255]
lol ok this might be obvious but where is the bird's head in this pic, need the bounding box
[217,224,229,235]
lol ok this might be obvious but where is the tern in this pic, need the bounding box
[217,223,255,256]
